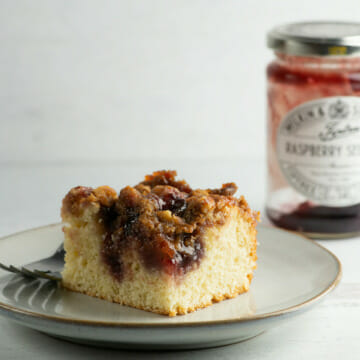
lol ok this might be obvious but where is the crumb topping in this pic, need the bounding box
[99,170,258,281]
[62,186,117,218]
[61,171,258,281]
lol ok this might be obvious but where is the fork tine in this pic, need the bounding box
[32,269,61,282]
[20,267,42,279]
[9,265,27,276]
[0,262,61,282]
[9,265,38,279]
[0,262,15,273]
[0,263,33,278]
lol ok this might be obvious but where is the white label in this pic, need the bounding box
[277,96,360,207]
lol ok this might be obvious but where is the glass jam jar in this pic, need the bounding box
[266,21,360,238]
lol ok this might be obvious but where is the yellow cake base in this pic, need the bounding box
[62,202,257,316]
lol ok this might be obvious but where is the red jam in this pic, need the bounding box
[100,171,245,280]
[266,53,360,238]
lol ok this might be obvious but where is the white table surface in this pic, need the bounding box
[1,158,359,359]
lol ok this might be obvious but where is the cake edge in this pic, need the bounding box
[62,281,251,317]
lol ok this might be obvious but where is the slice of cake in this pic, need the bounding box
[61,170,259,316]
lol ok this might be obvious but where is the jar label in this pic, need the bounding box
[277,96,360,207]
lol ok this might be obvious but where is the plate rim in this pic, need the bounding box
[0,223,342,329]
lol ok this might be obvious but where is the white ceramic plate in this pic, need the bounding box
[0,224,341,350]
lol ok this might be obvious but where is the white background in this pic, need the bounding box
[1,0,359,164]
[1,2,360,359]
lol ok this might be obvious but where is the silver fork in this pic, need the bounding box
[0,244,64,282]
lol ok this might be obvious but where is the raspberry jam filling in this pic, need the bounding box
[267,202,360,235]
[100,171,240,281]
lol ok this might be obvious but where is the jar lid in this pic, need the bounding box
[267,21,360,56]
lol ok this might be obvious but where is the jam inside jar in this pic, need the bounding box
[266,50,360,238]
